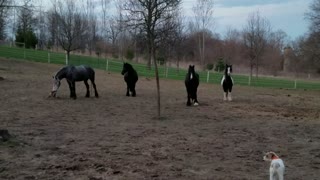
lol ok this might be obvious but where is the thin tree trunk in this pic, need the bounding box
[147,38,152,70]
[198,34,202,65]
[256,58,259,78]
[66,51,70,65]
[152,43,160,118]
[250,60,253,80]
[202,31,205,68]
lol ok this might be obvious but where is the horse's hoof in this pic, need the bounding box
[186,103,191,106]
[194,102,199,106]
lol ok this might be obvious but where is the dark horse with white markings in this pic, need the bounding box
[221,64,234,101]
[185,65,199,106]
[50,65,99,99]
[121,63,138,97]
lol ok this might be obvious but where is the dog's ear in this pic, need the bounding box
[270,152,277,157]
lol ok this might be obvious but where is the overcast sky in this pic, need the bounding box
[30,0,312,40]
[183,0,312,40]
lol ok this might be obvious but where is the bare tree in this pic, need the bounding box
[123,0,182,118]
[223,27,242,64]
[304,0,320,71]
[81,0,97,55]
[192,0,214,68]
[108,17,121,57]
[100,0,110,57]
[170,13,186,71]
[54,0,88,64]
[0,0,32,40]
[242,11,271,78]
[0,0,11,40]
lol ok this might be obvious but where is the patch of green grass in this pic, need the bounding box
[1,45,320,90]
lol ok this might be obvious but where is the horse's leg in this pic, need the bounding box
[223,84,227,101]
[228,92,232,101]
[186,90,191,106]
[93,83,99,98]
[193,88,199,106]
[91,81,99,98]
[228,86,233,101]
[67,81,73,98]
[126,83,130,96]
[131,83,136,97]
[84,80,90,97]
[72,81,77,99]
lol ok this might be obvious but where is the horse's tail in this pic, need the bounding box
[90,81,93,94]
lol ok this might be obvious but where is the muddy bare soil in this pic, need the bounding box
[0,58,320,180]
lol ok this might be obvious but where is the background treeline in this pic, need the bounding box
[0,0,320,78]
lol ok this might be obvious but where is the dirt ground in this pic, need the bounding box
[0,58,320,180]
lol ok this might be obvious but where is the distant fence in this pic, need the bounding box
[1,45,320,90]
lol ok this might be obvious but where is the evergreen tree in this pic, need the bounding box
[15,7,38,48]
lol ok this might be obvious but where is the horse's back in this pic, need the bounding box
[125,68,138,84]
[69,65,95,81]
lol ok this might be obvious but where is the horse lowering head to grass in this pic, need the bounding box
[50,65,99,99]
[185,65,199,106]
[121,63,138,97]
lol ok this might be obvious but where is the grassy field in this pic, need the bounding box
[1,45,320,90]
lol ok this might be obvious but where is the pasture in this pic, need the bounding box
[0,58,320,180]
[1,45,320,90]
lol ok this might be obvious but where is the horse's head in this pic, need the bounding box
[51,76,61,97]
[225,64,232,76]
[121,63,132,75]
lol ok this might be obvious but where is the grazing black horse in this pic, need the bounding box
[121,63,138,97]
[185,65,199,106]
[51,65,99,99]
[221,64,234,101]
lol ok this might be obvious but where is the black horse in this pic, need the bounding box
[221,64,234,101]
[51,65,99,99]
[185,65,199,106]
[121,63,138,97]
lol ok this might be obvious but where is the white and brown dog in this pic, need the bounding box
[263,152,285,180]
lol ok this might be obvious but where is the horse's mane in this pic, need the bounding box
[54,66,74,80]
[124,63,134,71]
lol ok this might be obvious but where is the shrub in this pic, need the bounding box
[206,63,214,70]
[126,49,134,60]
[157,56,165,65]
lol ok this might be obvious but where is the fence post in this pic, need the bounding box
[106,59,109,71]
[48,52,50,63]
[294,80,297,89]
[248,76,251,86]
[207,71,210,83]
